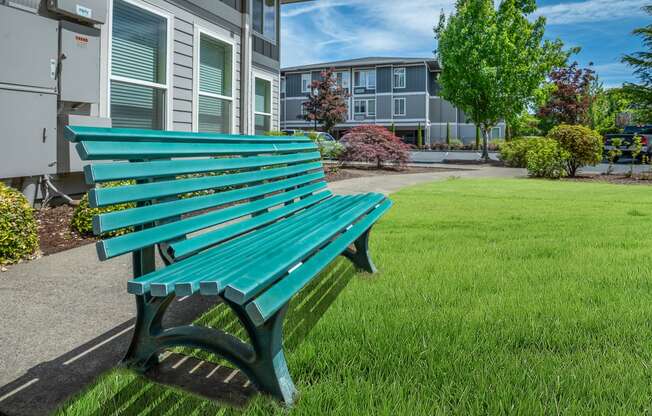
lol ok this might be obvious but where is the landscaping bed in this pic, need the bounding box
[58,179,652,414]
[565,173,652,186]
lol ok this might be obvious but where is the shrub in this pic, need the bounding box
[547,124,603,177]
[340,125,411,169]
[71,181,136,237]
[263,130,287,136]
[499,136,545,167]
[526,139,570,179]
[0,183,38,265]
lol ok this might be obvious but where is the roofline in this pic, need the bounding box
[282,58,440,73]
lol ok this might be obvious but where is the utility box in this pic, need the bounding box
[59,21,101,103]
[0,88,57,178]
[47,0,107,24]
[0,6,58,91]
[57,114,111,173]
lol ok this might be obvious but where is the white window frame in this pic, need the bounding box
[192,26,237,134]
[367,99,376,117]
[394,67,406,89]
[354,69,376,89]
[354,99,366,115]
[252,69,275,135]
[106,0,174,130]
[394,97,406,116]
[301,73,312,93]
[354,98,375,117]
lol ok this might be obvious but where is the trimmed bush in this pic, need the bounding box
[71,181,135,237]
[0,183,38,265]
[526,139,570,179]
[340,125,411,169]
[499,136,545,167]
[547,124,603,177]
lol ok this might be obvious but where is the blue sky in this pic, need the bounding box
[280,0,648,87]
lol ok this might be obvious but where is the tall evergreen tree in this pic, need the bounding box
[622,5,652,121]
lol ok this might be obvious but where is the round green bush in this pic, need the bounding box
[71,181,135,237]
[499,136,545,167]
[526,139,570,179]
[547,124,603,177]
[0,183,39,265]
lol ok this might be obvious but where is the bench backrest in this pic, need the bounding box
[65,126,329,264]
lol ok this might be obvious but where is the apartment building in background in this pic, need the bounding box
[281,57,506,145]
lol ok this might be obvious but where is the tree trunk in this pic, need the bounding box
[481,127,491,162]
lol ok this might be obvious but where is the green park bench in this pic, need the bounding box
[65,126,392,405]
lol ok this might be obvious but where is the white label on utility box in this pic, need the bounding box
[76,5,92,19]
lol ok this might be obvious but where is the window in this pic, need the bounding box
[394,67,406,89]
[252,0,276,42]
[492,127,501,139]
[254,77,272,135]
[354,99,366,115]
[354,69,376,89]
[354,99,375,117]
[332,71,350,90]
[394,98,406,116]
[110,0,169,129]
[196,31,234,133]
[281,77,286,94]
[301,73,311,93]
[367,99,376,116]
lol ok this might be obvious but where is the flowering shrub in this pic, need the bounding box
[340,125,411,169]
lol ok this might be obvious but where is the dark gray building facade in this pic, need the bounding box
[281,57,505,145]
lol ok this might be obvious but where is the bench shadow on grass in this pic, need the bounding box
[0,258,356,416]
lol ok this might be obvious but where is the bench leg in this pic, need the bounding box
[122,294,298,406]
[122,294,175,372]
[343,228,377,274]
[229,302,298,406]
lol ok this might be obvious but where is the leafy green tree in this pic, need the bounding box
[622,5,652,122]
[435,0,565,160]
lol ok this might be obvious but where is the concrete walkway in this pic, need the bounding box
[0,165,524,415]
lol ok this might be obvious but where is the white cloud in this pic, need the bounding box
[534,0,648,25]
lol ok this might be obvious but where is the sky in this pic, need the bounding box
[280,0,649,87]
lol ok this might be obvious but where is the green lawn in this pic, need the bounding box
[58,179,652,415]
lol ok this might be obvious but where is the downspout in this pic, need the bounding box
[240,0,251,135]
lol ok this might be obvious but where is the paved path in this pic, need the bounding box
[0,165,524,415]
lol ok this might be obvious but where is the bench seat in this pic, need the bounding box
[65,126,392,406]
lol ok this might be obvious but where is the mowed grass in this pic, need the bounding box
[58,178,652,415]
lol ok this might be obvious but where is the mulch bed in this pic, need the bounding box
[564,174,652,186]
[35,205,96,256]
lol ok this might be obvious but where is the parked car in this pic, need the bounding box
[604,125,652,161]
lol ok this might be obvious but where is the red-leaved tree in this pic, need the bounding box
[538,62,596,131]
[303,68,349,134]
[340,125,411,169]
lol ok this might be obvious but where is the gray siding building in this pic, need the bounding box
[281,57,506,145]
[0,0,304,199]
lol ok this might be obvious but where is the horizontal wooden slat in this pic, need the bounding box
[85,151,322,183]
[246,199,393,325]
[95,172,326,234]
[223,193,387,304]
[65,126,311,143]
[89,162,323,208]
[98,182,327,260]
[77,141,318,161]
[150,195,361,297]
[168,186,332,259]
[127,192,341,296]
